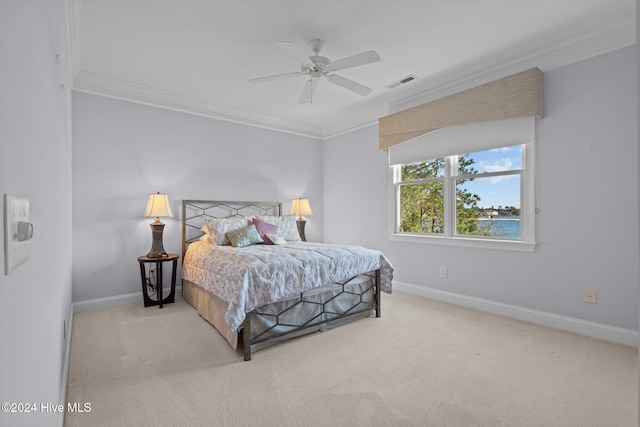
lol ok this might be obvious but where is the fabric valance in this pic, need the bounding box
[379,68,543,150]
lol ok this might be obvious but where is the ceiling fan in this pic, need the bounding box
[249,39,381,103]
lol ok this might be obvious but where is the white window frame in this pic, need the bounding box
[388,143,536,252]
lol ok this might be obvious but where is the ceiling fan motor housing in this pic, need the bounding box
[303,55,332,76]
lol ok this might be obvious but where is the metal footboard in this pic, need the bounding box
[242,269,381,361]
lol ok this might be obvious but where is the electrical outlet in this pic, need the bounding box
[439,267,447,278]
[584,289,597,304]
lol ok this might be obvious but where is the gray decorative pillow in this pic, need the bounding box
[205,217,251,246]
[255,214,301,241]
[226,225,264,248]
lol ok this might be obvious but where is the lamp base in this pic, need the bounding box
[147,222,168,258]
[296,219,307,242]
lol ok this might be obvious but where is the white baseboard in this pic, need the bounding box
[394,281,639,348]
[72,286,182,313]
[71,283,638,347]
[57,304,74,427]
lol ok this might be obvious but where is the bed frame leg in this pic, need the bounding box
[243,315,252,361]
[375,269,381,318]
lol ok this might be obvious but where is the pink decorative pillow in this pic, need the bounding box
[255,214,301,241]
[252,218,278,244]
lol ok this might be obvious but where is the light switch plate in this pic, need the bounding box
[4,194,30,275]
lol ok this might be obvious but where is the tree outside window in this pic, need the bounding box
[396,145,523,240]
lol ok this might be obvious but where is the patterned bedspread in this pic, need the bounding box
[181,241,393,331]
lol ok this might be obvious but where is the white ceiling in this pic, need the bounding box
[67,0,635,139]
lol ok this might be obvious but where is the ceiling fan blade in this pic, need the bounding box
[249,72,304,83]
[276,41,312,64]
[331,50,381,71]
[299,79,317,104]
[326,74,372,96]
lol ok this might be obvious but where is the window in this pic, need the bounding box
[388,118,536,251]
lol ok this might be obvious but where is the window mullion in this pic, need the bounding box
[443,155,456,237]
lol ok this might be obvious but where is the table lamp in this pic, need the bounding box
[144,192,173,258]
[290,198,313,241]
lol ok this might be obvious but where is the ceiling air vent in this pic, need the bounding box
[385,74,418,89]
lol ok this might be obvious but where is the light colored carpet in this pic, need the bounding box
[64,292,637,427]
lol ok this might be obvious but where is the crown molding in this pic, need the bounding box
[325,20,636,137]
[65,0,83,81]
[70,16,635,140]
[72,71,326,139]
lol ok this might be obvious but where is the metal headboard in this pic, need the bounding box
[181,200,282,258]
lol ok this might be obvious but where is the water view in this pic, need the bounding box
[476,216,521,238]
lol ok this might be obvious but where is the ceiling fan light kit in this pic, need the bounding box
[249,39,381,104]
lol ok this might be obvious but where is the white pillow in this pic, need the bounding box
[199,224,212,244]
[266,233,287,245]
[256,215,301,241]
[205,217,251,246]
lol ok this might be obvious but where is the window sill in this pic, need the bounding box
[388,233,536,252]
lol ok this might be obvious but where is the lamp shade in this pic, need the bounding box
[144,193,173,218]
[290,198,313,218]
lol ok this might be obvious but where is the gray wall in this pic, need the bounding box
[71,93,323,302]
[324,45,639,332]
[0,1,73,426]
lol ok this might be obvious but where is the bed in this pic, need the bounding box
[181,200,393,361]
